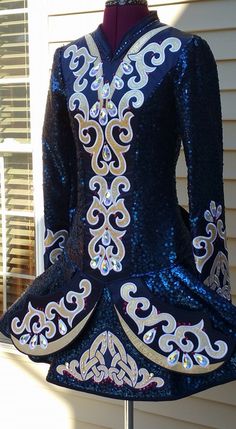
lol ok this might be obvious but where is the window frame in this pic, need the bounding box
[0,0,49,344]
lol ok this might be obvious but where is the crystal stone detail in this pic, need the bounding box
[29,334,38,349]
[113,75,124,90]
[90,101,100,118]
[58,319,67,335]
[182,353,193,369]
[193,353,210,368]
[89,62,102,77]
[110,257,122,272]
[143,328,156,344]
[102,144,112,161]
[167,350,180,366]
[19,333,31,345]
[91,255,101,269]
[40,334,48,349]
[91,76,103,91]
[121,61,133,75]
[101,83,110,99]
[102,230,111,246]
[107,100,117,117]
[101,258,109,275]
[103,190,112,206]
[99,108,108,126]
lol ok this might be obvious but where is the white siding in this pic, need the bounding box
[0,1,235,428]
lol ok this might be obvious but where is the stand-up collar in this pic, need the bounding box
[90,10,164,62]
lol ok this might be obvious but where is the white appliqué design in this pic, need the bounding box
[11,278,92,352]
[64,26,181,275]
[192,200,231,300]
[56,330,165,388]
[119,282,229,371]
[43,227,68,264]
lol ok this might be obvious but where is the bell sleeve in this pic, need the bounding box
[173,35,231,301]
[42,47,77,270]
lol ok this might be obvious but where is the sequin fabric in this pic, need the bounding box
[1,11,236,401]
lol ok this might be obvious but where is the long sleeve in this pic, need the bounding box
[42,47,77,270]
[173,35,231,301]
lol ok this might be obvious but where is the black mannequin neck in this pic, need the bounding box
[105,0,148,5]
[102,1,150,52]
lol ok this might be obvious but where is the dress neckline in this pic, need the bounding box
[90,10,164,62]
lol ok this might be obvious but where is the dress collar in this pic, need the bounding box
[90,10,163,62]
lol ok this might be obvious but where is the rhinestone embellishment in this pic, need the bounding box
[89,62,102,77]
[143,328,156,344]
[90,101,100,118]
[58,319,67,335]
[103,190,112,206]
[166,350,210,370]
[182,353,193,369]
[193,353,210,367]
[91,255,101,269]
[29,334,38,349]
[40,334,48,349]
[102,144,112,161]
[99,108,108,126]
[107,100,117,117]
[19,333,31,345]
[102,230,111,246]
[121,61,133,75]
[91,76,103,91]
[167,350,180,366]
[101,258,109,275]
[113,75,124,90]
[101,83,110,99]
[110,257,122,272]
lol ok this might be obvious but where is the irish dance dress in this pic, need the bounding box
[1,10,236,401]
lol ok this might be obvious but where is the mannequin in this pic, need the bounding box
[103,5,151,426]
[102,0,150,53]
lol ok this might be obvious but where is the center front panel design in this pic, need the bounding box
[64,27,181,276]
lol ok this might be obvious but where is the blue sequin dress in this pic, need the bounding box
[1,10,236,401]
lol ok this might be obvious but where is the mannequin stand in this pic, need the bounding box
[103,5,146,428]
[124,400,134,429]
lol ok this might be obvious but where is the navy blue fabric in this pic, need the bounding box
[1,11,236,401]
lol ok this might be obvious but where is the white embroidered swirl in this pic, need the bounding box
[43,228,69,264]
[120,281,228,361]
[192,200,231,300]
[11,278,92,340]
[64,27,182,275]
[127,37,182,90]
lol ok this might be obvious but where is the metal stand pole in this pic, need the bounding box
[124,400,134,429]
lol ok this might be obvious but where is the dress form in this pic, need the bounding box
[103,4,149,427]
[1,0,234,425]
[103,3,149,428]
[102,0,150,53]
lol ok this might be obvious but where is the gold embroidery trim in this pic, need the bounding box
[56,330,165,388]
[11,308,95,356]
[115,309,226,374]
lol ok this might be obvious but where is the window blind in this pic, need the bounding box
[0,1,25,11]
[0,1,36,317]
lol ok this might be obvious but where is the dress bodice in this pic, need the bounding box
[45,11,202,284]
[1,11,236,403]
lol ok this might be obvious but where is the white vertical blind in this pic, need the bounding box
[0,1,35,315]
